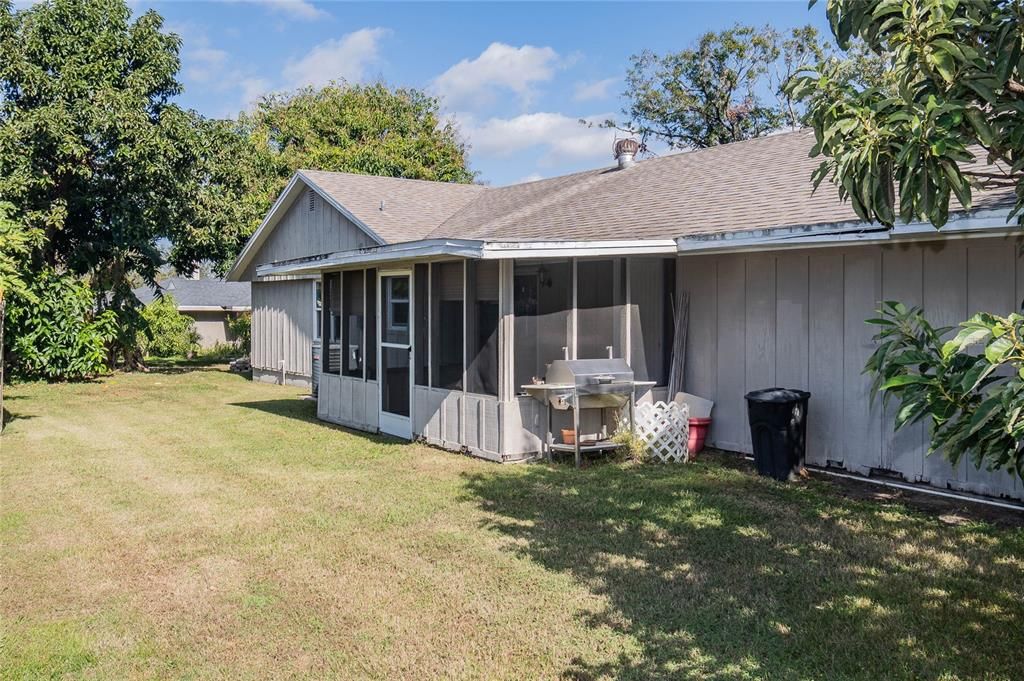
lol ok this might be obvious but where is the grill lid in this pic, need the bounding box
[546,358,634,386]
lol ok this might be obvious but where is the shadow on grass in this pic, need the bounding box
[2,405,36,429]
[228,398,405,446]
[461,456,1024,680]
[144,357,242,376]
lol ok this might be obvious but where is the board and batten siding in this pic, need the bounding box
[679,235,1024,501]
[240,188,378,280]
[252,279,314,382]
[246,181,379,387]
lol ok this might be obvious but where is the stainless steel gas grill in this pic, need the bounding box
[523,358,655,467]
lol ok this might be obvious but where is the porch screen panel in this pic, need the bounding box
[431,261,464,390]
[513,259,571,391]
[414,263,429,386]
[577,259,625,360]
[341,270,364,377]
[324,272,341,374]
[365,268,377,380]
[629,257,676,385]
[467,260,499,396]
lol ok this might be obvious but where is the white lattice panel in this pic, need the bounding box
[634,401,690,463]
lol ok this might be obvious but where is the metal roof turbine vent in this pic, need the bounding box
[613,138,640,170]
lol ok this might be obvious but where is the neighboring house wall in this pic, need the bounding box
[247,187,376,388]
[187,311,231,348]
[679,234,1023,501]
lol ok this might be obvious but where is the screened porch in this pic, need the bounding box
[315,254,679,462]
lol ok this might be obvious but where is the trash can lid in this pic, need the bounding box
[744,387,811,403]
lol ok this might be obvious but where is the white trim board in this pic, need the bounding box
[178,306,251,312]
[256,239,678,277]
[676,207,1017,255]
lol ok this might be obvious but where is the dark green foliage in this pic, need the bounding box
[865,302,1024,479]
[4,269,117,379]
[227,311,251,354]
[788,0,1024,228]
[616,24,830,149]
[139,295,199,358]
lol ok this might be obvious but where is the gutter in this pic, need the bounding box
[676,207,1017,255]
[257,239,485,277]
[256,238,678,277]
[178,306,252,312]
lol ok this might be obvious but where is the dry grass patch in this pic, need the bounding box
[2,365,1023,679]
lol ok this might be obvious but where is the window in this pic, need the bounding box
[414,264,429,386]
[365,268,377,380]
[323,272,341,374]
[384,276,409,341]
[513,259,571,391]
[342,270,364,378]
[629,258,676,386]
[576,259,626,360]
[314,280,322,341]
[431,261,464,390]
[467,260,499,396]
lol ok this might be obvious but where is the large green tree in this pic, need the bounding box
[614,24,830,149]
[0,0,209,281]
[0,0,476,376]
[788,0,1023,228]
[0,0,216,368]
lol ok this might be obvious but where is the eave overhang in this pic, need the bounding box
[675,207,1017,255]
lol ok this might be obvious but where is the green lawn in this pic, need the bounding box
[2,366,1023,680]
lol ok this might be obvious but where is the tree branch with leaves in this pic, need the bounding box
[787,0,1024,228]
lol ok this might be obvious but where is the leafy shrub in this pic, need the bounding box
[201,341,241,361]
[227,311,251,354]
[866,302,1024,480]
[139,295,199,358]
[612,425,649,463]
[4,269,117,380]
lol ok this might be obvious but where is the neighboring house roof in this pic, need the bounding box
[134,278,251,311]
[234,129,1018,279]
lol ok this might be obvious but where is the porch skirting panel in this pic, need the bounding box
[317,374,379,432]
[413,387,506,462]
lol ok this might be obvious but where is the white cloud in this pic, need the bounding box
[240,0,329,21]
[462,112,615,167]
[517,173,545,184]
[282,28,390,88]
[432,43,561,110]
[185,46,229,83]
[573,77,619,102]
[239,77,272,110]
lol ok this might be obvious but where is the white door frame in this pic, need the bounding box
[378,269,414,439]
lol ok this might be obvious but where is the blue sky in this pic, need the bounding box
[142,1,830,186]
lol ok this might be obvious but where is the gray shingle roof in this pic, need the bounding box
[300,170,487,244]
[133,278,251,309]
[302,130,1016,245]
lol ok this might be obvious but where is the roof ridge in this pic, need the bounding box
[299,168,486,191]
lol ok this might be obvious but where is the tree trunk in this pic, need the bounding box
[1,294,6,434]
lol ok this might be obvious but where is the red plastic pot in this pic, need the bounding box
[688,417,711,458]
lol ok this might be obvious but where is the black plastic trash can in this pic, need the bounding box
[744,388,810,481]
